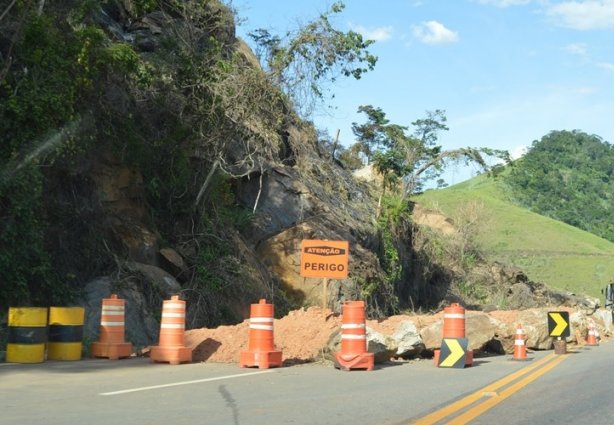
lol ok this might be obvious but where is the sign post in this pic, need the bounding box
[547,311,570,355]
[300,239,349,309]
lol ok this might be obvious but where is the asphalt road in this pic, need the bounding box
[1,341,613,425]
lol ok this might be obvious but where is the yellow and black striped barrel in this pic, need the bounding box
[6,307,48,363]
[47,307,84,361]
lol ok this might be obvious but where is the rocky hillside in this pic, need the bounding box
[0,0,595,349]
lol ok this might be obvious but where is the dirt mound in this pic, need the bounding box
[185,306,341,363]
[411,203,455,234]
[184,307,444,364]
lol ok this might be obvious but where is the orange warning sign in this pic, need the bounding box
[300,239,349,279]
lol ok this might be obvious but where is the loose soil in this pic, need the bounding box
[184,305,607,365]
[184,307,445,364]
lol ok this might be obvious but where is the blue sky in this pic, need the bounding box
[234,0,614,184]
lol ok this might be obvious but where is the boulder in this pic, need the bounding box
[159,247,189,280]
[420,311,504,352]
[366,327,397,363]
[570,310,590,344]
[392,320,424,358]
[517,309,554,350]
[466,313,505,351]
[325,327,396,364]
[507,283,537,309]
[124,262,182,295]
[595,309,613,336]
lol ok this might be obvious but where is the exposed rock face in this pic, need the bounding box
[90,152,159,265]
[50,1,603,330]
[236,162,383,310]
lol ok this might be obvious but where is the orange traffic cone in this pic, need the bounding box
[512,324,528,361]
[586,321,599,346]
[150,295,192,365]
[239,299,282,368]
[91,294,133,360]
[334,300,374,371]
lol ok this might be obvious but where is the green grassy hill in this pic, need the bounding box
[414,174,614,300]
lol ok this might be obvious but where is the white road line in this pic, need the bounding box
[99,369,276,396]
[0,363,18,367]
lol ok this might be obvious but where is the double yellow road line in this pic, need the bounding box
[412,352,569,424]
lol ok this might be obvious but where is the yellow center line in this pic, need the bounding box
[412,353,559,425]
[447,354,569,424]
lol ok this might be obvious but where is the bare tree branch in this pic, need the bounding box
[193,159,219,210]
[0,0,17,23]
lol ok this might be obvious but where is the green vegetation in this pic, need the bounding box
[249,1,377,117]
[416,174,614,299]
[0,4,113,307]
[0,0,380,322]
[348,106,509,200]
[507,130,614,242]
[4,0,610,321]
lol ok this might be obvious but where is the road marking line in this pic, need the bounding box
[0,363,18,367]
[448,354,568,424]
[412,353,558,425]
[99,369,276,396]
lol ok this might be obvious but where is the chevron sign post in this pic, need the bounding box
[547,311,570,338]
[437,338,468,368]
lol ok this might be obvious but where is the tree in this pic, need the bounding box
[249,1,377,117]
[507,130,614,242]
[351,105,405,163]
[350,106,510,204]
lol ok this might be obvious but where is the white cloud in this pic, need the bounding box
[510,145,528,159]
[547,1,614,30]
[598,62,614,72]
[350,24,393,42]
[412,21,459,44]
[573,86,597,94]
[563,42,588,56]
[477,0,531,7]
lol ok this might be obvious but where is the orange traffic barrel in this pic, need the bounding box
[443,303,465,338]
[334,300,374,371]
[48,307,85,361]
[239,299,282,368]
[512,324,528,361]
[586,321,599,346]
[150,295,192,365]
[434,303,473,366]
[6,307,48,363]
[91,294,133,360]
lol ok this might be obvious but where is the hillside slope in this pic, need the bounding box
[415,174,614,299]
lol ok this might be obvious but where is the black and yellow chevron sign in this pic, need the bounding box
[438,338,468,368]
[547,311,570,337]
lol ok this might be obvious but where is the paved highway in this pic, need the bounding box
[1,341,613,424]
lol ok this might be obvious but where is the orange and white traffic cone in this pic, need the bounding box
[334,300,374,371]
[239,299,282,368]
[150,295,192,365]
[586,321,599,346]
[512,323,528,361]
[91,294,133,360]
